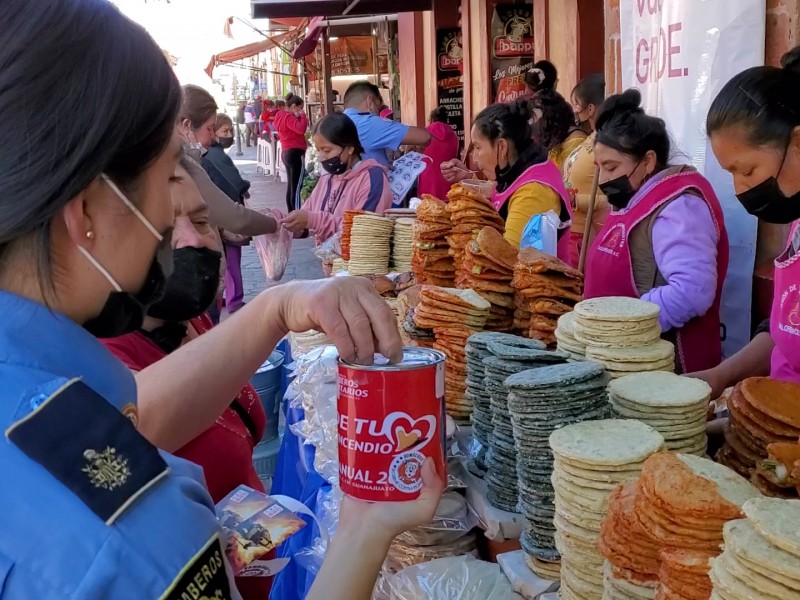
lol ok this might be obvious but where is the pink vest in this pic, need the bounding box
[583,171,729,374]
[770,222,800,383]
[490,161,573,261]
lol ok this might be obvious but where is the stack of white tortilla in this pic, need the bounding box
[331,257,349,274]
[550,419,665,600]
[391,217,415,273]
[348,214,394,275]
[608,372,712,456]
[555,312,586,360]
[710,498,800,600]
[573,297,675,378]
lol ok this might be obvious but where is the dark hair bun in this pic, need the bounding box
[781,46,800,75]
[596,88,643,131]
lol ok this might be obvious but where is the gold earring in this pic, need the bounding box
[86,231,95,240]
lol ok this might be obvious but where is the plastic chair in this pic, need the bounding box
[275,141,287,183]
[256,138,274,176]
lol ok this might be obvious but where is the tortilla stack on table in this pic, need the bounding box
[512,247,584,346]
[340,209,365,262]
[412,195,456,287]
[348,213,394,275]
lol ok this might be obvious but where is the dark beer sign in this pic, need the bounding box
[435,28,465,148]
[491,4,535,104]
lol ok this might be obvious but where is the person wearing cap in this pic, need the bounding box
[0,2,443,598]
[343,80,432,168]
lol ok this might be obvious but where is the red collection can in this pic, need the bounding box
[337,348,446,501]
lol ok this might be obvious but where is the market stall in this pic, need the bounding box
[268,182,800,600]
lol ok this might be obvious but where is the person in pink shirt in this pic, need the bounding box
[418,107,460,200]
[281,112,393,248]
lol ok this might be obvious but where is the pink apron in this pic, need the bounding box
[770,222,800,382]
[584,171,729,374]
[490,161,573,262]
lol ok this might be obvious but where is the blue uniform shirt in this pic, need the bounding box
[344,108,409,168]
[0,292,240,599]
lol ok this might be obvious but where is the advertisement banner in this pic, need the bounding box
[619,0,766,357]
[435,28,465,148]
[491,4,535,104]
[308,37,381,81]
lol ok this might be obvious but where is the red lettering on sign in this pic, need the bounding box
[636,0,664,17]
[635,22,687,83]
[493,37,535,58]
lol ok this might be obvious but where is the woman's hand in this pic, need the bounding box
[277,278,403,364]
[441,159,473,184]
[339,457,444,544]
[686,368,728,401]
[280,210,310,233]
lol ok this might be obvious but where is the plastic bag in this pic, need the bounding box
[314,231,342,263]
[519,210,564,256]
[254,225,292,281]
[376,556,519,600]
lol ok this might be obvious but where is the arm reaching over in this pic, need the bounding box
[134,277,403,452]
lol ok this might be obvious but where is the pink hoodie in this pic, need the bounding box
[304,158,393,243]
[418,121,459,200]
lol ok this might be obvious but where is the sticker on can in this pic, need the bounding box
[337,348,446,501]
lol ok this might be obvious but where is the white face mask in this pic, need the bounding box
[78,174,171,292]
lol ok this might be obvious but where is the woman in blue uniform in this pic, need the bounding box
[0,2,442,599]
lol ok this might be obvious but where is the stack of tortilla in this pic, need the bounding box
[717,378,800,496]
[445,183,505,284]
[397,286,436,348]
[555,312,586,360]
[412,195,455,286]
[710,497,800,600]
[608,372,711,456]
[481,341,571,514]
[340,209,365,261]
[348,214,394,275]
[512,248,583,345]
[573,297,674,378]
[504,361,612,580]
[464,332,517,477]
[413,287,490,418]
[391,218,415,273]
[550,419,665,599]
[599,452,761,600]
[331,257,348,274]
[384,207,417,221]
[459,227,517,331]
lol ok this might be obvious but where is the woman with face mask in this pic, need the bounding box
[275,94,309,213]
[690,47,800,396]
[0,2,442,598]
[102,162,270,600]
[466,100,573,253]
[204,113,253,315]
[280,112,393,247]
[563,73,608,267]
[583,89,729,374]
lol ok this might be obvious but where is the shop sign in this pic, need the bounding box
[491,4,535,104]
[308,37,385,81]
[620,0,766,356]
[435,28,465,149]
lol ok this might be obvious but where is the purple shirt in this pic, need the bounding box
[621,170,719,331]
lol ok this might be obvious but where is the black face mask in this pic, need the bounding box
[600,175,637,210]
[147,246,222,322]
[736,149,800,224]
[321,152,349,175]
[85,234,173,339]
[217,136,234,149]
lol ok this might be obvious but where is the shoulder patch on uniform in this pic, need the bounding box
[5,378,168,525]
[159,534,234,600]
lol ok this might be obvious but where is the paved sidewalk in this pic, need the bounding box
[231,144,323,303]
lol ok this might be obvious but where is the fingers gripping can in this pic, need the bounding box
[337,348,446,501]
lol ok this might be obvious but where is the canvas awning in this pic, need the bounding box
[251,0,432,19]
[205,30,294,77]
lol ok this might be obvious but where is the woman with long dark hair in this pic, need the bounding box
[0,1,441,597]
[275,94,309,212]
[692,47,800,394]
[583,89,729,374]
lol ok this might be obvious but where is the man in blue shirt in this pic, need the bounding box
[342,81,431,168]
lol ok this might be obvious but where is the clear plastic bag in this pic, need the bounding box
[254,225,292,281]
[519,210,565,256]
[376,556,519,599]
[314,231,342,263]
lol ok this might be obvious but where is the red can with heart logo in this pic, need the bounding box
[338,348,446,501]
